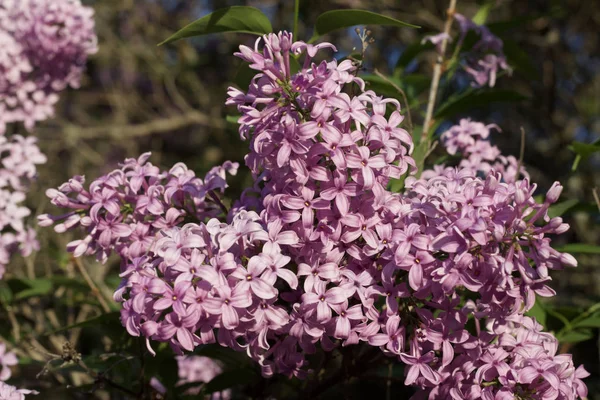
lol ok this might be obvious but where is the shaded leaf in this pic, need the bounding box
[0,281,12,304]
[204,368,258,394]
[573,314,600,329]
[569,139,600,171]
[502,39,538,80]
[472,2,494,25]
[435,90,528,119]
[548,199,579,218]
[558,329,594,344]
[526,301,547,327]
[394,41,433,72]
[47,311,122,335]
[554,243,600,254]
[7,278,53,300]
[160,6,272,45]
[311,9,419,41]
[195,344,252,368]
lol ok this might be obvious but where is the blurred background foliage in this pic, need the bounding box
[3,0,598,398]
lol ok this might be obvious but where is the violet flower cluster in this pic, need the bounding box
[0,135,46,278]
[0,0,97,134]
[454,13,511,88]
[41,31,589,399]
[38,152,238,264]
[0,342,36,399]
[0,382,37,400]
[423,118,527,183]
[150,355,230,398]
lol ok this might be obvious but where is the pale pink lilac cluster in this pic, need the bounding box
[0,382,37,400]
[454,13,511,87]
[38,153,238,264]
[0,0,97,134]
[149,355,230,398]
[41,31,588,399]
[0,342,36,400]
[425,118,527,182]
[0,343,17,381]
[176,356,230,398]
[0,135,46,278]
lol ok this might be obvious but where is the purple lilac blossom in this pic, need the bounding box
[41,31,588,399]
[0,0,97,133]
[435,118,527,182]
[0,381,37,400]
[0,135,45,278]
[454,13,511,88]
[0,343,17,382]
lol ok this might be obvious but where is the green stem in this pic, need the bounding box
[293,0,300,39]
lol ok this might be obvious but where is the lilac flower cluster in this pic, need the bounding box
[454,13,511,87]
[176,356,230,398]
[0,135,46,278]
[0,343,17,381]
[0,0,97,133]
[0,342,36,400]
[0,382,37,400]
[38,153,238,264]
[425,118,527,182]
[41,31,589,398]
[149,355,229,398]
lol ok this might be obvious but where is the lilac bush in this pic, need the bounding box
[40,30,590,399]
[0,0,97,133]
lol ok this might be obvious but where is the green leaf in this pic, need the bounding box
[7,278,53,300]
[548,199,579,218]
[46,311,122,335]
[311,9,419,41]
[362,74,429,105]
[558,329,594,344]
[572,314,600,329]
[435,90,528,120]
[502,39,538,80]
[569,139,600,171]
[204,368,258,394]
[226,115,240,125]
[472,2,494,25]
[0,281,12,304]
[554,243,600,254]
[394,41,434,73]
[195,344,253,368]
[526,301,547,327]
[159,6,273,46]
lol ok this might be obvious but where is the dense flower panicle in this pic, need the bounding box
[0,0,97,133]
[176,356,230,398]
[0,135,45,278]
[41,30,588,398]
[454,14,511,87]
[433,118,527,183]
[38,153,238,264]
[0,381,37,400]
[0,343,17,382]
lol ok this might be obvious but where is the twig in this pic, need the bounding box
[72,257,111,313]
[1,300,21,342]
[208,190,229,215]
[65,111,225,141]
[373,69,413,132]
[421,0,458,144]
[385,362,393,400]
[516,127,526,181]
[424,140,439,161]
[592,188,600,212]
